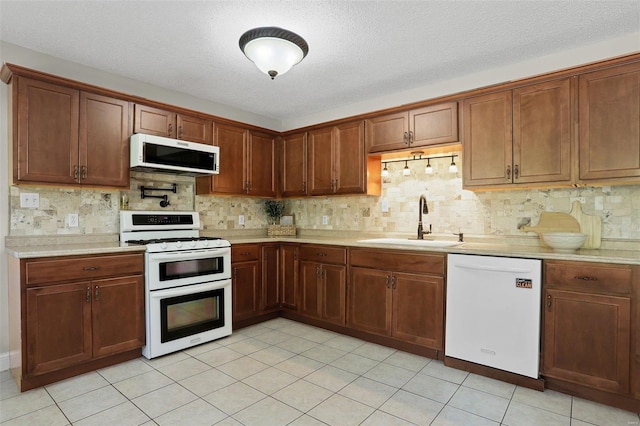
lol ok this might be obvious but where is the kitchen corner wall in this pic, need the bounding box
[8,151,640,241]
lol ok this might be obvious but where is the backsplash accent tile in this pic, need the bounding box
[8,153,640,243]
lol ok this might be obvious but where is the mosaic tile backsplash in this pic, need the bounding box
[8,154,640,241]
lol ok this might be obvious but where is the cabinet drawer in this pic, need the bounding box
[544,261,632,294]
[231,244,260,262]
[25,253,144,286]
[350,249,445,275]
[299,245,346,265]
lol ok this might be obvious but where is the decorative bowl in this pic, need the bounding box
[541,232,587,252]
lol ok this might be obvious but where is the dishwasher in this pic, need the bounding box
[445,254,542,378]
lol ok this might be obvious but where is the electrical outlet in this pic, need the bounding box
[381,199,389,213]
[20,193,40,208]
[322,215,328,225]
[238,215,245,225]
[68,213,79,228]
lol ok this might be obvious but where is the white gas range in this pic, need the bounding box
[120,211,232,359]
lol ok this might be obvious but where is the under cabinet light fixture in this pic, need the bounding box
[239,27,309,79]
[380,154,459,177]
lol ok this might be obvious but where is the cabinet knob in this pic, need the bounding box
[574,275,598,281]
[80,165,87,180]
[506,165,511,181]
[408,131,414,144]
[73,165,79,180]
[391,275,397,289]
[168,123,173,136]
[94,285,100,301]
[547,294,552,310]
[514,164,519,179]
[403,132,409,145]
[385,275,390,288]
[178,125,184,139]
[86,286,91,303]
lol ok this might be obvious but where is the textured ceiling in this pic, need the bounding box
[1,0,639,127]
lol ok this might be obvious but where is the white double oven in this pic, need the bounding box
[120,211,232,359]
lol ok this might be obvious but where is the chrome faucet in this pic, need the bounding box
[417,194,431,239]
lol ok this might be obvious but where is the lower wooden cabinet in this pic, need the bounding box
[9,252,145,391]
[280,244,299,311]
[231,244,261,323]
[542,261,634,396]
[299,245,347,325]
[348,249,445,350]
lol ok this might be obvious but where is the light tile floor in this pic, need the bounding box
[1,318,639,425]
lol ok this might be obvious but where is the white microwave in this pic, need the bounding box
[130,133,219,176]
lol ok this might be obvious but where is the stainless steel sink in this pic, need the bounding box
[357,238,462,248]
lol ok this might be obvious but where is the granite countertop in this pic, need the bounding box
[6,232,640,265]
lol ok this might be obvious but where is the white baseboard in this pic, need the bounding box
[0,352,10,371]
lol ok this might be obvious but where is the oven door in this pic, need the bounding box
[147,247,231,290]
[144,279,232,359]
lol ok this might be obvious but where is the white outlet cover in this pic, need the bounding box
[238,215,245,225]
[322,215,328,225]
[20,193,40,208]
[381,199,389,213]
[68,213,79,228]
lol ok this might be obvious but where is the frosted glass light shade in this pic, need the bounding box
[240,27,308,79]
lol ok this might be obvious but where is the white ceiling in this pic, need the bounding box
[1,0,639,128]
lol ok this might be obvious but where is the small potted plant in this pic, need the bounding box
[264,200,295,236]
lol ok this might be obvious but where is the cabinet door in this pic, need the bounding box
[321,264,346,325]
[462,91,513,187]
[16,77,79,184]
[248,131,276,197]
[543,289,631,394]
[308,127,335,195]
[392,272,444,349]
[133,104,176,138]
[280,244,299,310]
[262,245,280,311]
[280,132,307,197]
[348,267,391,336]
[410,102,459,147]
[177,114,212,145]
[334,121,366,194]
[579,62,640,182]
[26,282,92,376]
[513,79,571,184]
[79,92,131,187]
[92,275,145,357]
[213,123,247,195]
[232,261,261,323]
[299,261,320,318]
[366,112,409,153]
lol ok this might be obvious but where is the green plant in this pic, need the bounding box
[264,200,285,224]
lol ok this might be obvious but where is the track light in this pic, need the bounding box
[403,161,411,176]
[449,156,458,173]
[381,163,389,178]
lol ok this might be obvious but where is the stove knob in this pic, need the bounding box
[161,242,168,250]
[190,240,196,248]
[215,240,222,247]
[176,241,182,248]
[202,240,210,247]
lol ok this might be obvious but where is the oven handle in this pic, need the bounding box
[149,279,231,299]
[148,248,230,262]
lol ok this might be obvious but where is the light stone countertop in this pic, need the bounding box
[6,231,640,265]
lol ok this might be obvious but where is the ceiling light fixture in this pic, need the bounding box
[239,27,309,80]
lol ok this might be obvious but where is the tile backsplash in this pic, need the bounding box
[8,154,640,241]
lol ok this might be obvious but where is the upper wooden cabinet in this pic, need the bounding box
[133,104,212,145]
[366,102,459,153]
[279,132,307,197]
[463,78,571,189]
[578,61,640,184]
[308,121,380,196]
[196,123,276,197]
[13,76,131,187]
